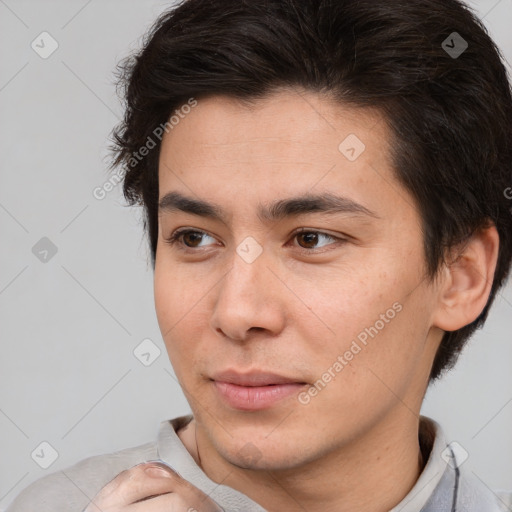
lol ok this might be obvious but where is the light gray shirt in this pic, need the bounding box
[5,415,511,511]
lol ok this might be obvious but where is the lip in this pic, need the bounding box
[210,370,307,410]
[211,370,306,386]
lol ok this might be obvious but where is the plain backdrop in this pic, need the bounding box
[0,0,511,509]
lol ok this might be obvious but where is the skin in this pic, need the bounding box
[90,88,499,511]
[84,462,222,511]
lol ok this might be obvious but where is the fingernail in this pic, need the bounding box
[145,466,173,478]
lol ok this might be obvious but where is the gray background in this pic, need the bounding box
[0,0,511,509]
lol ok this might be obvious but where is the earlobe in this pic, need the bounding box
[432,224,500,332]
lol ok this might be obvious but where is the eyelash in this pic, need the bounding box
[164,228,346,254]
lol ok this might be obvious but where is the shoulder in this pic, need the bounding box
[456,467,512,512]
[495,490,512,511]
[496,491,512,512]
[414,418,510,512]
[5,440,158,512]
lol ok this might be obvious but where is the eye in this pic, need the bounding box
[164,229,217,249]
[292,229,342,251]
[164,228,345,253]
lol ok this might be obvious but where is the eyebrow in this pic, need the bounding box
[158,191,379,224]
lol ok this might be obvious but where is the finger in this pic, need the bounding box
[86,462,182,508]
[129,486,224,512]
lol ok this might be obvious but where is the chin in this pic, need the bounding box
[226,446,307,471]
[210,426,320,472]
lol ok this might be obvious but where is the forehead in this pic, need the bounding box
[160,89,386,154]
[156,89,411,222]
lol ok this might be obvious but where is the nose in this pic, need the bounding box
[209,249,286,343]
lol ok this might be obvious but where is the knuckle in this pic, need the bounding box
[142,461,181,480]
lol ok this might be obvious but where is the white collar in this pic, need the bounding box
[389,416,452,511]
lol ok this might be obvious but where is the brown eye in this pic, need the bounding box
[296,232,320,249]
[165,229,217,249]
[293,230,340,250]
[182,231,204,247]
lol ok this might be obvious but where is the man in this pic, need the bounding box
[7,0,512,510]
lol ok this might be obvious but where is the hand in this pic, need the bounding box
[83,461,224,512]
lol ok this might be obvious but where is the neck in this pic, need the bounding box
[180,409,427,512]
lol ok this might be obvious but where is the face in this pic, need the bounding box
[154,89,443,471]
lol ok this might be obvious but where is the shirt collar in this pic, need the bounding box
[389,416,454,511]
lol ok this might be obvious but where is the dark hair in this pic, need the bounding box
[110,0,512,381]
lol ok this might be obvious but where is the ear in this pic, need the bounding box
[432,224,500,332]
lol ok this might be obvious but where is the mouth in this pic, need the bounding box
[210,370,308,411]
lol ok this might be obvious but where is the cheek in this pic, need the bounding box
[292,257,428,381]
[153,262,206,366]
[287,263,398,348]
[295,302,428,430]
[154,248,213,325]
